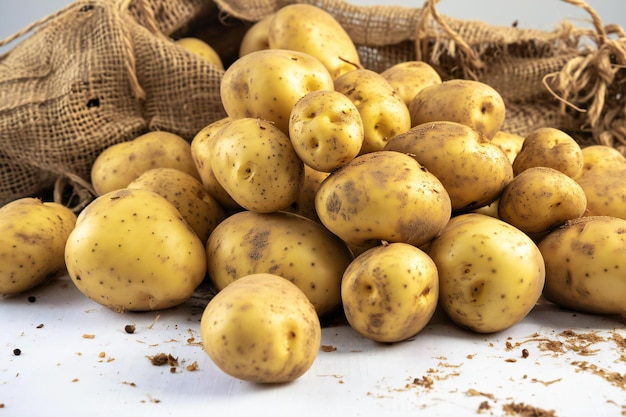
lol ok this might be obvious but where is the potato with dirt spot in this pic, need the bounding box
[0,198,77,295]
[380,61,442,107]
[126,167,226,243]
[385,121,513,213]
[498,166,587,236]
[538,216,626,315]
[200,273,321,383]
[289,90,364,172]
[575,165,626,220]
[206,210,353,316]
[315,150,451,250]
[91,131,200,196]
[285,164,330,223]
[209,118,304,213]
[190,117,241,211]
[65,188,207,312]
[578,144,626,176]
[220,48,334,134]
[512,127,584,178]
[334,69,411,154]
[409,79,505,139]
[341,242,439,343]
[428,213,545,333]
[268,4,361,79]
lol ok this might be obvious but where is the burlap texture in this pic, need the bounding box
[0,0,228,209]
[1,0,624,209]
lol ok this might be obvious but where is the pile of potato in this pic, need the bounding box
[1,4,626,385]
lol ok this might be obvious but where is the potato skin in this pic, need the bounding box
[380,61,442,107]
[0,198,77,295]
[91,131,200,196]
[341,242,439,343]
[498,166,587,236]
[334,69,411,154]
[209,118,304,213]
[315,150,451,249]
[175,37,224,70]
[268,4,361,79]
[289,90,364,172]
[200,273,321,383]
[220,48,334,134]
[239,14,273,56]
[127,167,226,243]
[575,165,626,220]
[65,188,207,312]
[409,79,505,139]
[206,210,353,316]
[538,216,626,314]
[512,127,583,178]
[428,213,545,333]
[385,121,513,212]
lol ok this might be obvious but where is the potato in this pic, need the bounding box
[341,242,439,343]
[538,216,626,314]
[200,273,321,383]
[65,188,207,312]
[578,144,626,175]
[209,118,304,213]
[239,14,274,56]
[380,61,442,107]
[512,127,584,178]
[220,48,334,134]
[206,210,353,316]
[498,166,587,236]
[289,90,364,172]
[575,165,626,219]
[428,213,545,333]
[268,4,361,79]
[126,167,226,243]
[91,131,200,196]
[190,117,241,211]
[385,121,513,212]
[315,150,451,249]
[409,79,505,139]
[175,37,224,70]
[0,198,76,295]
[285,164,330,223]
[491,130,525,163]
[334,69,411,154]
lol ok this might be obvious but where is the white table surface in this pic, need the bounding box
[2,274,625,417]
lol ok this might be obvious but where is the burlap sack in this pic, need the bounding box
[1,0,624,210]
[0,0,230,210]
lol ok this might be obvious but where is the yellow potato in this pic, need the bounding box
[315,150,451,249]
[409,79,506,139]
[200,273,321,383]
[385,121,513,212]
[289,90,364,172]
[380,61,442,107]
[285,164,330,223]
[578,144,626,176]
[220,48,334,134]
[341,242,439,343]
[175,37,224,70]
[190,117,241,211]
[575,165,626,219]
[239,14,274,56]
[209,118,304,213]
[334,69,411,154]
[498,166,587,236]
[126,167,226,243]
[206,210,353,316]
[491,130,525,163]
[91,131,200,196]
[65,188,207,312]
[512,127,584,178]
[428,213,545,333]
[538,216,626,314]
[0,198,76,295]
[268,4,361,79]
